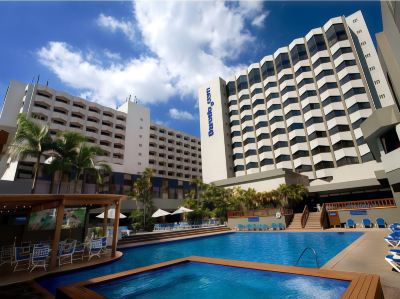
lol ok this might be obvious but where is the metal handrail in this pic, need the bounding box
[325,198,395,211]
[295,247,320,268]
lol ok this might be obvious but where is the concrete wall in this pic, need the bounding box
[336,206,400,227]
[227,215,286,229]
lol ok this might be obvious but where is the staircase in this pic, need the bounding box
[118,226,231,245]
[287,207,323,230]
[304,212,322,229]
[287,213,303,230]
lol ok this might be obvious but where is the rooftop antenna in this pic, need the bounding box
[31,76,35,84]
[46,81,49,87]
[36,75,40,85]
[128,94,131,102]
[134,96,138,104]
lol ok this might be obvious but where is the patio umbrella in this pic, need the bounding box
[152,209,171,218]
[171,206,194,215]
[96,208,127,219]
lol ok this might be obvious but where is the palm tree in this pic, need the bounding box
[72,144,110,193]
[51,131,86,194]
[276,184,308,208]
[93,163,112,194]
[9,113,53,194]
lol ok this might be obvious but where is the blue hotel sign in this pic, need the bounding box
[350,210,367,215]
[206,87,214,137]
[248,217,259,222]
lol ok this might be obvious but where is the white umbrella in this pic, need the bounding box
[152,209,171,218]
[96,208,127,219]
[171,206,194,215]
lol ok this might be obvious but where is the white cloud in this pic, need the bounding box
[37,1,269,107]
[251,12,268,28]
[103,49,121,60]
[169,108,195,121]
[97,13,135,41]
[37,42,175,107]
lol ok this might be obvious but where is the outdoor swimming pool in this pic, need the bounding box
[38,232,362,294]
[89,262,350,299]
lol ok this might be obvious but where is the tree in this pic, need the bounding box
[9,113,54,194]
[130,168,155,230]
[72,144,110,193]
[276,184,308,208]
[51,131,86,193]
[94,163,112,193]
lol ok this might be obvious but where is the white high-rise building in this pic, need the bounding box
[199,11,396,198]
[0,81,201,209]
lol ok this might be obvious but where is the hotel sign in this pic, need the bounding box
[206,87,214,137]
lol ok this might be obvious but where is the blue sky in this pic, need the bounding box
[0,1,382,137]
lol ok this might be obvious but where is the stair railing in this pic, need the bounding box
[295,247,320,268]
[319,203,328,229]
[301,205,309,228]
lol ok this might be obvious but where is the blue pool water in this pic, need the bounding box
[90,262,350,299]
[38,232,362,295]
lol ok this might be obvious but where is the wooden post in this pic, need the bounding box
[103,205,108,237]
[50,199,65,270]
[111,200,120,257]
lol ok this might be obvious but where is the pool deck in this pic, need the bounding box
[321,229,400,299]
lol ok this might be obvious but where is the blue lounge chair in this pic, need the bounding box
[362,218,373,228]
[389,223,400,232]
[389,249,400,255]
[272,223,278,230]
[13,246,30,272]
[30,245,49,272]
[385,231,400,247]
[376,218,386,228]
[58,240,76,267]
[385,254,400,272]
[278,223,285,230]
[238,224,245,231]
[261,224,268,231]
[346,219,356,228]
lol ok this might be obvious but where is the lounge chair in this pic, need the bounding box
[261,224,268,231]
[362,218,373,228]
[346,219,356,228]
[13,246,30,272]
[73,241,86,262]
[100,236,108,255]
[272,223,278,230]
[58,240,76,267]
[278,223,285,230]
[88,239,102,260]
[384,231,400,247]
[30,245,49,272]
[236,224,243,231]
[389,249,400,256]
[376,218,386,228]
[385,254,400,272]
[0,245,14,266]
[389,223,400,232]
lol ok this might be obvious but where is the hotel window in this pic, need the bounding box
[332,47,352,60]
[307,34,326,56]
[248,68,261,86]
[275,52,291,73]
[295,66,311,77]
[326,23,348,47]
[236,75,248,92]
[261,60,275,79]
[290,44,308,65]
[283,97,298,108]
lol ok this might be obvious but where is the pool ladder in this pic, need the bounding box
[295,247,320,268]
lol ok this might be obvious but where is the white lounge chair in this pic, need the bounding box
[0,245,14,266]
[384,232,400,247]
[30,245,49,272]
[88,239,102,261]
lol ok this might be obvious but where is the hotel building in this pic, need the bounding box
[0,81,202,210]
[199,11,399,202]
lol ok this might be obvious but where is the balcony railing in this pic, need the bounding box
[325,198,396,211]
[227,208,293,218]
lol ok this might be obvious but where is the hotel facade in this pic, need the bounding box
[199,11,400,203]
[0,81,202,210]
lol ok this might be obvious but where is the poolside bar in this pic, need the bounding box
[0,194,126,270]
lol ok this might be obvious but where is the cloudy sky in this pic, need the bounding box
[0,1,382,136]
